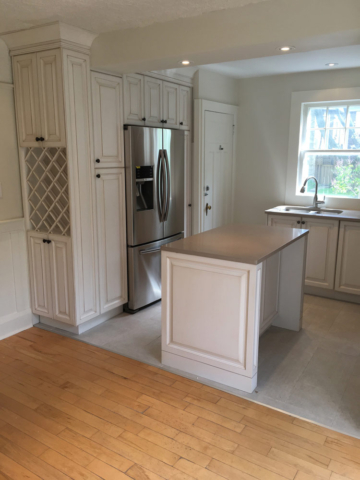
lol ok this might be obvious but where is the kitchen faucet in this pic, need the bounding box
[300,176,325,209]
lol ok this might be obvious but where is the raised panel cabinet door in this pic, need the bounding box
[91,72,124,168]
[27,232,53,318]
[184,131,192,238]
[162,81,179,127]
[95,168,128,312]
[48,235,75,324]
[303,218,339,289]
[37,49,66,146]
[267,214,300,228]
[123,74,145,125]
[144,76,162,126]
[12,53,41,146]
[335,221,360,295]
[179,86,191,130]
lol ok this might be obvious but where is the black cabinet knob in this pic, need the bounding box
[96,159,100,163]
[180,122,184,125]
[47,240,51,244]
[164,120,167,124]
[43,239,47,243]
[142,117,146,121]
[36,137,41,142]
[188,203,192,207]
[302,221,305,224]
[40,137,44,141]
[96,174,101,178]
[297,221,300,224]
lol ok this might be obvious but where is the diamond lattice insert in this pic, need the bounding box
[25,147,70,236]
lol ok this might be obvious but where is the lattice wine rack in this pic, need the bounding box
[25,147,70,236]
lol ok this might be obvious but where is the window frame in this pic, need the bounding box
[285,87,360,210]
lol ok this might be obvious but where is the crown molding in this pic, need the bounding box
[1,22,97,55]
[145,70,193,87]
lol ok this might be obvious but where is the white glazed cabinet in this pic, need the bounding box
[28,231,74,324]
[335,221,360,295]
[144,76,163,126]
[179,86,191,130]
[13,49,66,147]
[267,214,339,289]
[95,168,128,313]
[123,73,145,125]
[162,81,179,127]
[91,71,124,168]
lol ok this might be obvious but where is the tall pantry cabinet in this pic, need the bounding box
[4,23,127,330]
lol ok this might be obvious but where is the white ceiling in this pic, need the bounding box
[0,0,269,35]
[171,44,360,79]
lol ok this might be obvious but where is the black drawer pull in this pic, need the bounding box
[96,174,101,178]
[96,159,100,163]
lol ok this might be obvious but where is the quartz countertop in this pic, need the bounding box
[161,224,308,265]
[266,206,360,222]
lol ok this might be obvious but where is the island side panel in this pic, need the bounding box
[161,250,262,393]
[273,235,307,331]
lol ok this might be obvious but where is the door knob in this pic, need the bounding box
[205,203,212,216]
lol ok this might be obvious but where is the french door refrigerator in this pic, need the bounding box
[124,126,185,313]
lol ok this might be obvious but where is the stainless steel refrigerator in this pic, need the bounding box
[124,126,184,313]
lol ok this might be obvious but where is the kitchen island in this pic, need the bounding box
[161,224,308,393]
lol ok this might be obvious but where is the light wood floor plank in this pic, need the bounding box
[1,328,359,480]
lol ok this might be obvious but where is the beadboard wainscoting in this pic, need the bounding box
[0,218,35,339]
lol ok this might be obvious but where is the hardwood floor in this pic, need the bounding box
[0,328,360,480]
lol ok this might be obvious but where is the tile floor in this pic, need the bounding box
[37,294,360,439]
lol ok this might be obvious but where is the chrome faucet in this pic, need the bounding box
[300,176,325,209]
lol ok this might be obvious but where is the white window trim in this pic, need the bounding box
[285,87,360,210]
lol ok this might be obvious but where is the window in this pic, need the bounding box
[298,101,360,199]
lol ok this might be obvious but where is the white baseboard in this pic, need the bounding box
[39,306,123,335]
[304,286,360,304]
[0,309,35,340]
[162,350,257,393]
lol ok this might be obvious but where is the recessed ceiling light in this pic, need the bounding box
[278,46,295,52]
[326,63,338,67]
[180,60,191,65]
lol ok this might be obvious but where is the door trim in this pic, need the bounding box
[193,100,238,235]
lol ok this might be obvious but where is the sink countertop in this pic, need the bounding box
[266,206,360,222]
[161,223,308,265]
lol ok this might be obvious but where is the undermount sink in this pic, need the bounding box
[282,206,343,215]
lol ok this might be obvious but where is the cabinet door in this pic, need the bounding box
[162,81,179,127]
[48,235,74,324]
[144,76,163,126]
[123,74,145,125]
[95,168,128,312]
[27,232,53,318]
[92,72,124,168]
[184,131,192,238]
[267,214,300,228]
[13,53,41,146]
[179,86,191,130]
[335,221,360,295]
[303,218,339,289]
[37,49,66,146]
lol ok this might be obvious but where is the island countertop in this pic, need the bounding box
[161,224,308,265]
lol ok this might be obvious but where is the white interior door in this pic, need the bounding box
[203,111,234,232]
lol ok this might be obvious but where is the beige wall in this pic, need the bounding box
[193,69,239,106]
[235,67,360,225]
[0,39,23,222]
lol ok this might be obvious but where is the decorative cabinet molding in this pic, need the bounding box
[162,81,179,127]
[91,72,124,168]
[335,221,360,295]
[123,73,145,125]
[144,76,163,126]
[13,50,66,147]
[179,85,191,130]
[95,168,128,313]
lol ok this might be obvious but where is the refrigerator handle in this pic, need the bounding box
[156,149,163,222]
[163,149,171,221]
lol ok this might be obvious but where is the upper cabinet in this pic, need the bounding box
[13,50,66,147]
[179,86,191,130]
[123,73,191,130]
[144,76,163,126]
[91,72,124,168]
[162,82,179,128]
[123,73,145,125]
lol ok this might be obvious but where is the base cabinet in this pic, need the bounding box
[95,168,128,313]
[28,232,74,324]
[335,222,360,295]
